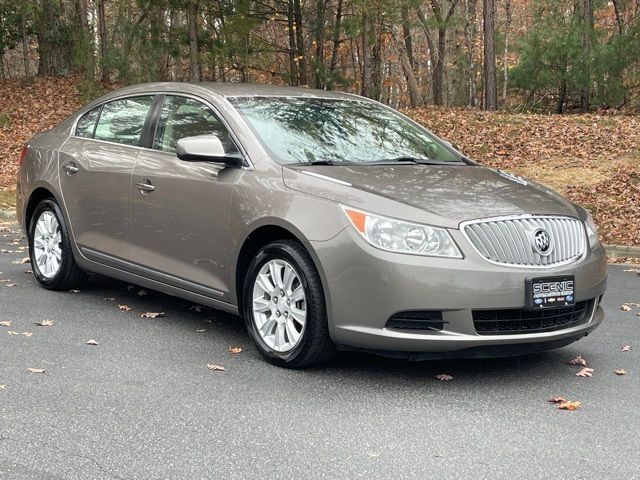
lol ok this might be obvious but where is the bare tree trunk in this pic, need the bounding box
[395,30,423,107]
[77,0,94,79]
[287,0,298,85]
[483,0,497,110]
[313,0,326,88]
[430,0,459,106]
[416,6,436,101]
[502,0,511,101]
[401,1,415,68]
[371,17,383,101]
[612,0,623,35]
[361,12,372,97]
[463,0,478,106]
[327,0,343,89]
[580,0,593,111]
[188,0,201,82]
[433,28,446,105]
[22,14,30,79]
[97,0,109,82]
[557,77,567,114]
[293,0,307,85]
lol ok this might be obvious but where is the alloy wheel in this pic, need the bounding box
[252,259,307,352]
[33,211,62,279]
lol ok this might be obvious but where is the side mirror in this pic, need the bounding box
[176,135,243,167]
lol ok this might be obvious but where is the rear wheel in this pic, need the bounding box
[243,240,335,368]
[29,199,86,290]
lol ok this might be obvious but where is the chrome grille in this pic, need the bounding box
[462,216,587,268]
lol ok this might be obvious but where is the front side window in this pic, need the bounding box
[228,96,461,165]
[76,107,101,138]
[93,96,154,146]
[153,96,238,154]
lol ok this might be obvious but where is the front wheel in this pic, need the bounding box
[28,199,87,290]
[243,240,335,368]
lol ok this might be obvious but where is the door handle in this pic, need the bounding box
[135,180,155,193]
[63,162,79,174]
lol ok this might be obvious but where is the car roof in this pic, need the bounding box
[95,82,364,103]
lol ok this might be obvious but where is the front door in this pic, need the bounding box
[130,95,243,301]
[59,95,155,262]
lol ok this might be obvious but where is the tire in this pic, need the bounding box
[243,240,336,368]
[28,198,87,290]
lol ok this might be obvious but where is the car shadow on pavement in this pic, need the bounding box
[81,273,590,390]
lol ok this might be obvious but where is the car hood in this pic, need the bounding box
[282,164,582,228]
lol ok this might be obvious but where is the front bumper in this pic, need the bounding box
[311,227,607,355]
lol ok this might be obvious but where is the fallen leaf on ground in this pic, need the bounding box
[567,355,587,366]
[548,396,567,403]
[196,329,206,332]
[207,364,225,371]
[69,289,80,293]
[0,384,6,390]
[12,257,30,264]
[27,368,45,374]
[118,305,132,311]
[0,321,11,326]
[621,305,632,312]
[576,367,594,377]
[139,312,164,318]
[7,331,32,337]
[5,283,16,287]
[621,345,632,352]
[36,319,54,326]
[558,400,581,411]
[126,285,136,291]
[614,369,626,376]
[228,346,243,354]
[85,339,98,345]
[435,374,453,381]
[137,289,148,296]
[24,270,32,274]
[190,305,204,312]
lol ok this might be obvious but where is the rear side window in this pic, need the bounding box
[93,96,154,146]
[153,96,238,154]
[75,107,100,138]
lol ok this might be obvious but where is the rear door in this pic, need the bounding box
[59,95,155,263]
[130,95,243,301]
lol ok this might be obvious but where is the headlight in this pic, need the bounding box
[341,206,462,258]
[584,210,599,248]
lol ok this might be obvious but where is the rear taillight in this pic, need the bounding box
[18,145,28,166]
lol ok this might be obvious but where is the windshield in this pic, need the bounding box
[228,96,462,165]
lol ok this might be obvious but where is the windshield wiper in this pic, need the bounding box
[366,156,463,166]
[299,159,353,166]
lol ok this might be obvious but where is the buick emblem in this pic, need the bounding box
[532,228,552,256]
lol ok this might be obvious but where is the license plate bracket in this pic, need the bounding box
[526,276,575,310]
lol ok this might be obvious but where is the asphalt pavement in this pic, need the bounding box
[1,221,639,479]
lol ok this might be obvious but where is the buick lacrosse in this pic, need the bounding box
[16,83,607,367]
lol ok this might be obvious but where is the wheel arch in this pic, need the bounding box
[233,220,328,311]
[24,185,59,231]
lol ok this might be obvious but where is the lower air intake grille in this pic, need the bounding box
[473,300,593,335]
[386,311,444,331]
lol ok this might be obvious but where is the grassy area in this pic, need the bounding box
[0,189,16,209]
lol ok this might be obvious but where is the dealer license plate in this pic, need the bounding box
[526,276,575,310]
